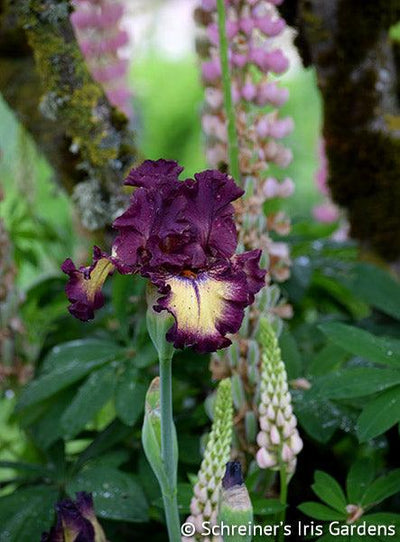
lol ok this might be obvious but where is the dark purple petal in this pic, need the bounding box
[150,253,264,353]
[113,174,192,270]
[124,158,183,187]
[62,248,115,321]
[232,249,266,303]
[41,521,64,542]
[182,170,244,262]
[222,461,244,489]
[57,498,95,541]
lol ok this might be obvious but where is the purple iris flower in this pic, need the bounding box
[41,492,106,542]
[62,160,265,353]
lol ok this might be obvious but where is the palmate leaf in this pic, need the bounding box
[312,471,347,513]
[357,385,400,442]
[298,502,346,521]
[346,458,375,504]
[361,469,400,507]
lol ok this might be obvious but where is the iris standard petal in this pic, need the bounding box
[152,260,261,353]
[124,158,184,188]
[183,169,244,261]
[62,247,115,321]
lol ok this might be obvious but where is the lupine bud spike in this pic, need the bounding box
[183,378,233,539]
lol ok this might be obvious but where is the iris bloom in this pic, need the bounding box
[41,492,106,542]
[62,160,265,353]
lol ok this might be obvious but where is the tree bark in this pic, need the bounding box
[282,0,400,261]
[0,0,136,230]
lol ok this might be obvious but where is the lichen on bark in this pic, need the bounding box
[1,0,137,230]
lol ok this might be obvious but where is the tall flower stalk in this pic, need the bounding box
[216,0,240,182]
[256,317,303,538]
[183,378,233,541]
[71,0,132,118]
[63,159,265,541]
[196,0,294,465]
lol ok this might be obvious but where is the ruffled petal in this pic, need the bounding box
[112,174,192,270]
[151,255,264,353]
[61,247,115,321]
[56,499,95,541]
[182,170,244,262]
[124,158,184,188]
[232,249,266,303]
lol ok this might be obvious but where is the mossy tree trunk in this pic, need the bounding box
[281,0,400,261]
[0,0,136,231]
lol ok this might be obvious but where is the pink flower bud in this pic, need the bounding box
[290,433,304,454]
[256,431,269,447]
[269,242,289,260]
[70,9,98,30]
[281,443,294,462]
[239,17,254,35]
[269,117,294,139]
[274,146,293,168]
[201,59,222,83]
[263,177,280,199]
[205,88,223,109]
[97,3,124,29]
[201,0,217,11]
[256,118,270,138]
[270,425,281,445]
[255,15,285,36]
[312,202,340,223]
[256,447,277,469]
[279,177,295,198]
[231,53,248,68]
[265,49,289,74]
[256,82,289,107]
[241,82,257,101]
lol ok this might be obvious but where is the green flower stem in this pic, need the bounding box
[277,464,288,542]
[159,354,180,542]
[216,0,241,184]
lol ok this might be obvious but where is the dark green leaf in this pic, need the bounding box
[293,390,341,443]
[357,386,400,442]
[361,469,400,507]
[308,344,349,376]
[132,344,158,369]
[61,365,116,439]
[314,368,400,399]
[67,466,148,522]
[279,330,302,379]
[319,323,400,368]
[74,420,132,472]
[114,363,146,426]
[346,263,400,320]
[298,502,346,521]
[312,471,347,513]
[30,388,76,449]
[0,486,58,542]
[42,339,122,373]
[17,357,115,410]
[346,458,375,504]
